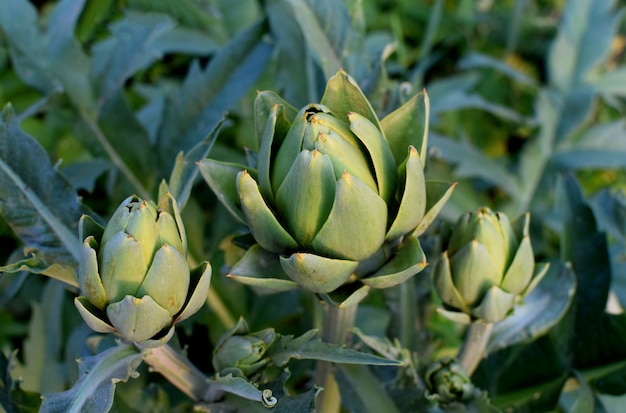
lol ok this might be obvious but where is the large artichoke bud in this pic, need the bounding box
[433,207,549,324]
[74,193,212,346]
[200,70,454,303]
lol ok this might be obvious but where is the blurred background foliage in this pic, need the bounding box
[1,0,626,412]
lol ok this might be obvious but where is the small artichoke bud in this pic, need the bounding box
[425,357,475,403]
[74,193,212,347]
[213,318,276,377]
[433,207,549,324]
[200,70,455,304]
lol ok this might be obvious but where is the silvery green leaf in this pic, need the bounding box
[487,261,576,354]
[267,329,401,367]
[40,343,143,413]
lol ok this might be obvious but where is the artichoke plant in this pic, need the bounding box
[74,192,212,346]
[433,207,549,324]
[199,70,454,302]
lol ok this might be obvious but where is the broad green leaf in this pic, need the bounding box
[336,364,401,413]
[593,67,626,96]
[486,263,576,353]
[39,343,143,413]
[17,282,66,394]
[0,106,83,265]
[95,91,155,189]
[0,253,77,287]
[548,0,621,92]
[46,0,95,113]
[557,175,626,371]
[168,117,224,210]
[157,20,272,171]
[264,0,311,106]
[552,120,626,169]
[473,336,568,412]
[558,375,595,413]
[0,351,42,413]
[267,329,401,367]
[429,133,519,196]
[0,0,59,95]
[427,73,526,123]
[458,51,539,89]
[126,0,225,39]
[206,373,278,407]
[282,0,344,81]
[91,12,176,104]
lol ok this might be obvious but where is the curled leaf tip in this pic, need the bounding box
[262,389,278,407]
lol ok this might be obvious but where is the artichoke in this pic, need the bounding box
[199,70,454,303]
[212,318,276,377]
[433,207,549,324]
[74,192,212,346]
[425,357,474,403]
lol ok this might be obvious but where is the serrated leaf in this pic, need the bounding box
[46,0,95,113]
[267,330,401,367]
[0,351,42,413]
[203,370,320,413]
[429,133,519,196]
[17,282,66,394]
[127,0,225,38]
[0,0,60,95]
[458,52,538,89]
[282,0,344,81]
[427,73,526,123]
[487,261,575,354]
[0,252,77,287]
[0,106,83,266]
[95,91,155,188]
[206,373,277,407]
[39,344,143,413]
[548,0,622,92]
[91,12,176,105]
[552,120,626,169]
[157,20,272,170]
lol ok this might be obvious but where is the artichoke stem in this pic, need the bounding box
[315,302,359,413]
[457,321,493,376]
[143,344,209,401]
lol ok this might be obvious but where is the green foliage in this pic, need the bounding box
[0,0,625,412]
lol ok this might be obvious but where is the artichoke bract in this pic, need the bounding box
[433,207,549,324]
[199,70,454,303]
[74,193,212,346]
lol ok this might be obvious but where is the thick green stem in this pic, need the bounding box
[143,344,209,401]
[457,321,493,376]
[315,302,358,413]
[144,344,277,407]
